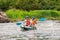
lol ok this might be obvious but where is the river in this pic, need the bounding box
[0,20,60,40]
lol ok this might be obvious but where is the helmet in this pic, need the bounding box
[32,16,35,19]
[25,16,29,19]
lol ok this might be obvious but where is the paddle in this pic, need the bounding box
[39,17,46,22]
[16,22,22,26]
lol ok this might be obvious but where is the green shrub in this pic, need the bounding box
[5,9,60,21]
[5,9,28,20]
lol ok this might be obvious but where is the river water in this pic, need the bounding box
[0,20,60,40]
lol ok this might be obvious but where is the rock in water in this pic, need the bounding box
[0,12,10,23]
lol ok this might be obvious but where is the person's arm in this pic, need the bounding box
[23,20,26,26]
[35,20,37,24]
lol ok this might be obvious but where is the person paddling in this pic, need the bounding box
[30,16,37,27]
[25,16,31,27]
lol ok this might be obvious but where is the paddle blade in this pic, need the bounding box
[16,22,21,25]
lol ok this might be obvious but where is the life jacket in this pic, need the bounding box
[32,20,36,25]
[26,20,30,26]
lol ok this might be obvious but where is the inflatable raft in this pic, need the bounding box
[20,26,36,31]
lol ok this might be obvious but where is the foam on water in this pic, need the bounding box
[0,20,60,40]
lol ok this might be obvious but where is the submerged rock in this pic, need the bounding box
[0,12,10,23]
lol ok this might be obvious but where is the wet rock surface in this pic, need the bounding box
[0,12,10,23]
[0,20,60,40]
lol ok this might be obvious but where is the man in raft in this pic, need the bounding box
[30,16,37,27]
[24,16,31,27]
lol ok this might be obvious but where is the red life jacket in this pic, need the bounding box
[26,20,30,26]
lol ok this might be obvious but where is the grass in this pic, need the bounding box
[5,9,60,21]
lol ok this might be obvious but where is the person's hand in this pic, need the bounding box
[28,25,30,27]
